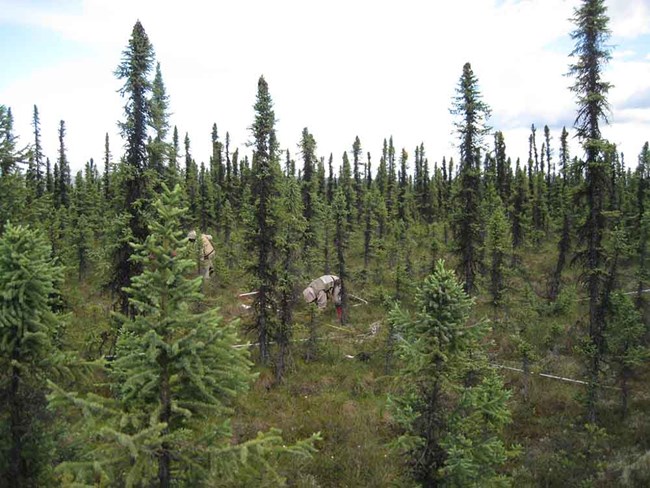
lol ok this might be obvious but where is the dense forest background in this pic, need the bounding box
[1,0,650,486]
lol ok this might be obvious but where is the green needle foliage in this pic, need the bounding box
[604,293,649,419]
[0,223,64,486]
[389,260,516,487]
[568,0,613,424]
[450,62,491,295]
[51,184,318,486]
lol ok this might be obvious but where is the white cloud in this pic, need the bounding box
[612,49,637,59]
[2,0,650,174]
[608,0,650,38]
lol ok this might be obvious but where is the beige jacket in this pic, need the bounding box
[303,275,341,309]
[201,234,215,260]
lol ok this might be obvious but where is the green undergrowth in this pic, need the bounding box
[54,235,650,487]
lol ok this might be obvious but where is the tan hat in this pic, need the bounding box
[187,230,197,240]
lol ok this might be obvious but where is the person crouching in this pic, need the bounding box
[302,274,343,320]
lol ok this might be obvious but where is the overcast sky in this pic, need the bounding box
[1,0,650,175]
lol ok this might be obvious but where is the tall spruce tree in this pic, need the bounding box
[397,148,409,222]
[352,136,364,223]
[387,136,397,219]
[494,131,509,203]
[103,133,112,202]
[300,127,319,259]
[450,62,491,294]
[248,76,282,363]
[569,0,613,423]
[339,151,355,226]
[110,20,156,316]
[149,62,170,178]
[209,123,224,219]
[31,105,44,197]
[116,20,155,174]
[333,185,350,324]
[56,120,71,209]
[183,132,200,224]
[376,139,388,201]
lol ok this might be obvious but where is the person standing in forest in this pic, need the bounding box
[188,230,215,281]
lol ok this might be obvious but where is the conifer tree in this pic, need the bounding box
[167,126,180,185]
[389,261,513,486]
[486,192,511,308]
[549,144,574,301]
[68,169,96,280]
[45,157,53,195]
[210,123,224,219]
[0,105,18,176]
[299,127,319,257]
[529,124,539,188]
[397,148,409,222]
[110,20,156,316]
[511,159,529,250]
[387,136,397,218]
[440,156,451,244]
[321,200,334,275]
[183,132,200,224]
[52,185,317,485]
[352,136,364,223]
[248,76,282,363]
[226,132,242,209]
[366,151,373,189]
[0,223,63,486]
[569,0,613,423]
[149,62,170,178]
[450,62,491,294]
[116,20,155,174]
[275,176,306,382]
[326,153,335,205]
[531,171,549,243]
[376,139,388,201]
[604,293,649,418]
[31,105,44,197]
[362,187,381,277]
[56,120,71,209]
[317,156,327,200]
[414,144,433,222]
[224,127,233,190]
[559,127,570,182]
[339,151,355,226]
[103,133,112,202]
[494,131,510,204]
[333,186,350,324]
[0,105,28,231]
[544,124,553,193]
[198,162,215,231]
